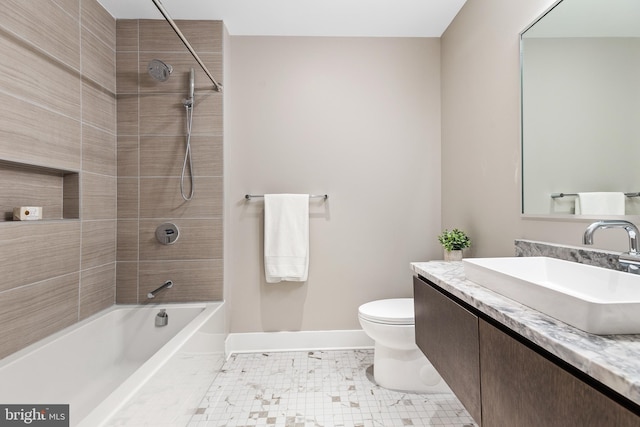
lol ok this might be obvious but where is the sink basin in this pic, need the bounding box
[462,257,640,335]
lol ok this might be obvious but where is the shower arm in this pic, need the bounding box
[151,0,223,92]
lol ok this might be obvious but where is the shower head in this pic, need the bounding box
[148,59,173,82]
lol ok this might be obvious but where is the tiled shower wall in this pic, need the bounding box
[0,0,117,359]
[115,20,224,304]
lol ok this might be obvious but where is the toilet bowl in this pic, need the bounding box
[358,298,450,393]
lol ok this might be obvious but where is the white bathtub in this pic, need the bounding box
[0,302,226,426]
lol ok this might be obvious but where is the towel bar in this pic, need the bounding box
[245,194,328,200]
[551,192,640,199]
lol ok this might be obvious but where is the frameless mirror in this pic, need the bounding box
[521,0,640,215]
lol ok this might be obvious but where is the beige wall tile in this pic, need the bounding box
[0,29,81,119]
[139,20,223,53]
[81,0,116,51]
[82,172,117,220]
[139,218,222,261]
[82,26,116,93]
[80,263,116,319]
[117,135,138,177]
[116,20,138,52]
[0,221,80,292]
[116,52,139,94]
[81,219,116,270]
[116,261,138,304]
[82,81,116,133]
[117,177,138,219]
[0,163,63,220]
[52,0,80,20]
[139,259,223,303]
[117,220,138,261]
[0,0,80,70]
[139,92,222,136]
[0,273,79,359]
[0,0,120,360]
[139,93,184,135]
[116,94,139,135]
[139,176,222,218]
[115,19,224,309]
[140,135,222,178]
[83,124,116,176]
[0,92,81,171]
[139,52,222,94]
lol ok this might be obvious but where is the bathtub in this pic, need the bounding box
[0,302,226,427]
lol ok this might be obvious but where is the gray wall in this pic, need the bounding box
[226,36,442,333]
[441,0,635,254]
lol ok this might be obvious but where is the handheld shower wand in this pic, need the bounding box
[189,68,195,101]
[184,68,195,108]
[181,68,195,201]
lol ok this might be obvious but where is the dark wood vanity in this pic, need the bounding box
[414,274,640,426]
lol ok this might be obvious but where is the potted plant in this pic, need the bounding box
[437,228,471,261]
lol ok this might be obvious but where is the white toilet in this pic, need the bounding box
[358,298,450,393]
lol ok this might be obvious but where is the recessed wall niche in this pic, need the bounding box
[0,160,80,221]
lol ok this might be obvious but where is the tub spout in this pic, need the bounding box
[147,280,173,299]
[155,309,168,327]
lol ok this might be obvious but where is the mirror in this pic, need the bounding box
[521,0,640,216]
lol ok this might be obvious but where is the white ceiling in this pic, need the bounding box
[96,0,467,37]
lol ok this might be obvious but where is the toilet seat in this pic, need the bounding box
[358,298,414,325]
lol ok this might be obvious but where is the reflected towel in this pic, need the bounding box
[575,192,625,215]
[264,194,310,283]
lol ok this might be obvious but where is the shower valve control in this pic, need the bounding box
[155,222,179,245]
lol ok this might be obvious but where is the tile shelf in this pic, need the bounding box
[0,159,79,222]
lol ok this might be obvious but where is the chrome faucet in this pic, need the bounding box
[147,280,173,299]
[583,220,640,273]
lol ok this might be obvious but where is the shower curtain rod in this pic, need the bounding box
[151,0,223,92]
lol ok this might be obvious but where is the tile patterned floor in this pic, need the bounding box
[188,350,477,427]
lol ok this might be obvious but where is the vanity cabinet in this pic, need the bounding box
[413,275,640,427]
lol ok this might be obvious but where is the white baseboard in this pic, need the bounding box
[225,329,373,356]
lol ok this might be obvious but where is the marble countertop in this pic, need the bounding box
[411,260,640,407]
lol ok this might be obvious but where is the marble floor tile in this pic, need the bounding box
[188,349,476,427]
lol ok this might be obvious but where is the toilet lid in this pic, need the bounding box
[358,298,415,325]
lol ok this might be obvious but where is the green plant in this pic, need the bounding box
[437,228,471,251]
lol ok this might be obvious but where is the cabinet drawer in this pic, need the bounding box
[413,275,481,423]
[479,319,638,427]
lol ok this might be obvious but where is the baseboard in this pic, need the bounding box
[225,329,373,356]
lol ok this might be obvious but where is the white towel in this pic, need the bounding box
[264,194,310,283]
[575,192,625,215]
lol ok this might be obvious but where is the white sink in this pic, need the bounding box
[462,256,640,335]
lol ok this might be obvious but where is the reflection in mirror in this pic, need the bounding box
[521,0,640,216]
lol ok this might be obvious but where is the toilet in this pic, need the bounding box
[358,298,450,393]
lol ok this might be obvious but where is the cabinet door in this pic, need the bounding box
[479,320,639,427]
[413,275,482,424]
